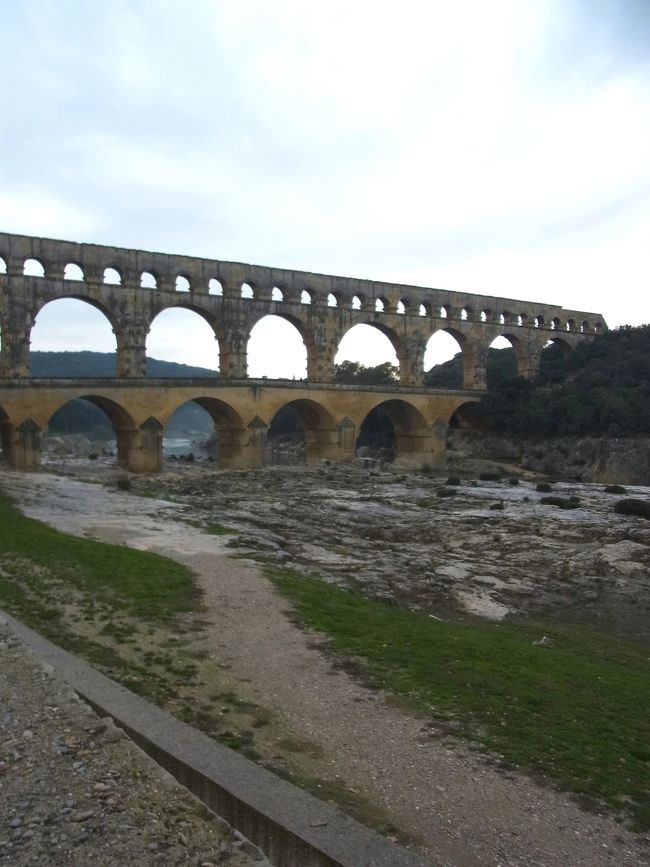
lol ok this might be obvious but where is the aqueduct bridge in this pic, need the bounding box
[0,231,606,472]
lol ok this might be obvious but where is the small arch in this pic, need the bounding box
[103,267,122,286]
[461,307,472,321]
[352,294,363,310]
[566,318,575,332]
[480,310,488,323]
[517,314,525,327]
[272,286,284,302]
[581,320,590,333]
[300,289,312,305]
[141,271,158,289]
[593,321,603,333]
[551,317,561,331]
[24,258,46,278]
[499,313,506,325]
[440,306,448,319]
[375,298,385,313]
[64,263,84,281]
[327,292,338,308]
[534,315,544,328]
[208,278,223,296]
[397,299,408,314]
[0,256,7,274]
[419,303,430,317]
[241,283,255,300]
[175,275,191,293]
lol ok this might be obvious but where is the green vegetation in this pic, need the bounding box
[268,568,650,830]
[333,360,398,385]
[479,325,650,437]
[0,495,198,625]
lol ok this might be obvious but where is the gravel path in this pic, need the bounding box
[0,618,259,866]
[3,468,650,867]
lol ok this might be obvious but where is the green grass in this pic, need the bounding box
[0,494,199,626]
[268,567,650,830]
[183,518,237,536]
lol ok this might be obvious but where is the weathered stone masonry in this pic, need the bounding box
[0,231,606,471]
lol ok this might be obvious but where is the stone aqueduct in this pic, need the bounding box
[0,231,606,472]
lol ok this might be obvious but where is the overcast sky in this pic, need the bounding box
[1,0,649,375]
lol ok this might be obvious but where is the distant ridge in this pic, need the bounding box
[31,351,217,379]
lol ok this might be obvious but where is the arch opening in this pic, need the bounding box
[352,294,362,310]
[24,258,45,278]
[247,314,307,379]
[327,293,338,308]
[30,298,118,375]
[175,275,191,293]
[424,329,465,388]
[141,271,157,289]
[241,283,254,300]
[272,286,284,302]
[208,278,223,296]
[300,289,312,305]
[43,395,136,468]
[165,397,245,467]
[419,303,429,317]
[0,256,6,274]
[103,267,121,285]
[357,399,429,463]
[64,263,84,281]
[335,323,400,381]
[267,399,336,465]
[147,307,220,372]
[486,335,520,388]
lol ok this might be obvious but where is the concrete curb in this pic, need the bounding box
[1,609,429,867]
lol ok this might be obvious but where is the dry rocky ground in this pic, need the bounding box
[2,452,650,866]
[0,618,261,866]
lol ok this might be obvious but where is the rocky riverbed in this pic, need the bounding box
[125,460,650,637]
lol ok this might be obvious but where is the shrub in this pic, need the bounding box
[508,477,520,486]
[116,476,132,491]
[489,502,504,510]
[614,499,650,519]
[536,482,553,492]
[604,484,628,495]
[446,476,462,486]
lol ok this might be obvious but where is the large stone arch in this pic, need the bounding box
[147,301,229,372]
[247,311,315,381]
[425,326,481,390]
[338,320,409,384]
[46,393,142,470]
[267,397,339,464]
[358,398,432,466]
[162,395,247,468]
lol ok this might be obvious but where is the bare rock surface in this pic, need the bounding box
[2,465,649,866]
[0,617,259,866]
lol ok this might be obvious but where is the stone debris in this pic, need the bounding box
[0,619,261,867]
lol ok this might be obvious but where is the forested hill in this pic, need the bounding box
[31,351,216,379]
[479,325,650,437]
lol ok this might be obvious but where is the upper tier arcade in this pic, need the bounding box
[0,231,606,389]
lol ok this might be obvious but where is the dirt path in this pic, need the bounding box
[4,468,648,867]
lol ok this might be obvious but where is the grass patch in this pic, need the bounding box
[184,518,237,536]
[268,567,650,830]
[0,495,199,626]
